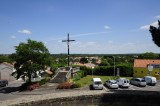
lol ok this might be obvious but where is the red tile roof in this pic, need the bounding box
[134,59,160,68]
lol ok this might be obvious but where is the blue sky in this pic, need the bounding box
[0,0,160,54]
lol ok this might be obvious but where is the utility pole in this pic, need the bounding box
[62,33,75,66]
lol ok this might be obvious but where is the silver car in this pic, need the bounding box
[130,78,146,87]
[106,80,118,89]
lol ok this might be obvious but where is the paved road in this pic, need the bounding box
[1,80,160,101]
[0,80,25,101]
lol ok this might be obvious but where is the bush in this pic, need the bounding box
[57,82,73,89]
[71,82,82,88]
[27,83,40,91]
[39,77,51,85]
[20,82,40,91]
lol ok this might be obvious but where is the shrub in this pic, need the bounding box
[57,82,73,89]
[20,82,40,91]
[39,79,46,85]
[71,82,82,88]
[39,77,51,85]
[27,83,40,91]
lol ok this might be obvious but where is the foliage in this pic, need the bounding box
[116,63,133,77]
[99,59,110,66]
[27,83,40,91]
[39,77,51,85]
[91,58,97,64]
[57,82,82,89]
[149,20,160,47]
[73,70,85,81]
[71,82,82,88]
[11,39,51,84]
[20,81,40,91]
[79,63,133,77]
[0,55,11,63]
[20,77,50,91]
[57,82,73,89]
[80,57,88,64]
[138,52,159,59]
[79,66,92,76]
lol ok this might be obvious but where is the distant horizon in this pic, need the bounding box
[1,52,160,56]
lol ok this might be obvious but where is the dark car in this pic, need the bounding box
[0,80,8,87]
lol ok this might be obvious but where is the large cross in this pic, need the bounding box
[62,33,75,66]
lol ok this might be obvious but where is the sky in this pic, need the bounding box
[0,0,160,54]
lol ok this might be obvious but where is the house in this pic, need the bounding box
[133,59,160,78]
[0,62,16,81]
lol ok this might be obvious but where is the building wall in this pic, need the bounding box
[133,67,160,78]
[0,63,16,81]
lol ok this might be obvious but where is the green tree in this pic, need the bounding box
[99,58,110,66]
[0,55,11,63]
[11,39,51,84]
[149,20,160,47]
[80,57,88,64]
[138,52,158,59]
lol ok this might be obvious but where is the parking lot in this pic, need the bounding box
[106,80,160,91]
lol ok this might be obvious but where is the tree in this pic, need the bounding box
[138,52,158,59]
[99,58,110,66]
[149,20,160,47]
[80,57,88,64]
[11,39,51,84]
[0,55,11,63]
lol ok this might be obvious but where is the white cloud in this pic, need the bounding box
[104,25,110,29]
[18,29,32,34]
[10,35,16,39]
[140,21,158,30]
[155,15,160,19]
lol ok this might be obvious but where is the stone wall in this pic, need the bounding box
[10,90,160,106]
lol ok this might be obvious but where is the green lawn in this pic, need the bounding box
[74,75,132,87]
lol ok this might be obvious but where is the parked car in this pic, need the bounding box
[117,78,130,88]
[143,76,157,86]
[92,78,103,90]
[130,78,146,87]
[0,80,8,87]
[105,80,118,89]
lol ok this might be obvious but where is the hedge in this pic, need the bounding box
[79,64,133,77]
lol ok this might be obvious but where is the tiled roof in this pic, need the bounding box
[134,59,160,68]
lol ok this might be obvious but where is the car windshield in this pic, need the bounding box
[140,79,146,82]
[111,80,117,84]
[124,80,129,83]
[95,81,102,84]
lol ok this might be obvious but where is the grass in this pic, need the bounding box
[74,75,132,87]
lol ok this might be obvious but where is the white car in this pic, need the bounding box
[130,78,146,87]
[144,76,157,86]
[105,80,118,89]
[117,78,130,88]
[92,78,103,90]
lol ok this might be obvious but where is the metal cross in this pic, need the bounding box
[62,33,75,66]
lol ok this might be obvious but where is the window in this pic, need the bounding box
[135,71,137,73]
[141,71,143,73]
